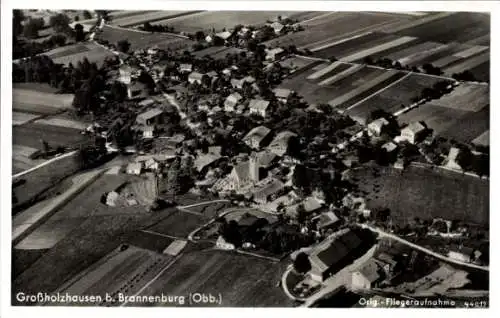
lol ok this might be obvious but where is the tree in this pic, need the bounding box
[13,10,25,37]
[74,23,85,42]
[110,81,128,102]
[83,10,93,20]
[74,15,80,22]
[296,204,308,225]
[23,18,45,39]
[195,30,205,42]
[117,40,131,53]
[293,252,311,273]
[456,146,474,171]
[50,13,71,33]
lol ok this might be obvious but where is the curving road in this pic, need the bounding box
[359,224,489,272]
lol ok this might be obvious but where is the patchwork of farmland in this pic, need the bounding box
[53,245,175,306]
[396,82,489,144]
[134,249,294,307]
[151,11,313,33]
[13,123,88,149]
[391,12,490,44]
[280,61,418,113]
[111,11,199,27]
[97,25,193,52]
[345,74,445,123]
[12,144,45,174]
[265,12,412,50]
[348,165,489,226]
[12,210,176,297]
[147,210,208,239]
[13,88,73,115]
[45,42,115,68]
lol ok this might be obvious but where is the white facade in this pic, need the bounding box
[351,272,372,290]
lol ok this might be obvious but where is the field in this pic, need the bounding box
[12,151,82,210]
[13,123,88,149]
[280,62,389,106]
[348,165,489,225]
[264,12,412,50]
[192,46,245,59]
[147,210,209,239]
[53,245,175,306]
[134,249,294,307]
[12,210,175,298]
[345,74,445,123]
[151,11,312,33]
[428,83,489,112]
[12,144,45,174]
[391,12,490,44]
[45,42,115,68]
[439,106,489,144]
[97,25,193,52]
[13,88,73,115]
[33,117,88,130]
[467,61,490,82]
[13,112,40,126]
[397,105,470,135]
[443,51,490,77]
[111,11,198,27]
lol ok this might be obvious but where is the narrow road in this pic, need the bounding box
[178,199,230,209]
[360,224,489,272]
[13,150,79,179]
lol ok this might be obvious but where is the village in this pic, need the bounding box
[11,10,489,308]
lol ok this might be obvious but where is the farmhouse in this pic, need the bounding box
[179,63,193,73]
[351,260,382,290]
[188,72,208,85]
[69,22,93,33]
[243,125,272,149]
[136,108,164,126]
[273,88,293,103]
[126,162,143,175]
[308,229,362,282]
[194,153,223,176]
[313,211,340,230]
[249,99,271,118]
[399,122,426,144]
[215,31,233,41]
[216,236,235,250]
[142,125,155,139]
[265,47,286,61]
[268,130,297,156]
[286,196,324,218]
[224,92,243,112]
[367,118,389,137]
[250,178,286,204]
[138,98,155,108]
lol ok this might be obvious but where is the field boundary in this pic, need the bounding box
[12,169,105,245]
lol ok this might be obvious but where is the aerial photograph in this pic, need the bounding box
[10,9,489,308]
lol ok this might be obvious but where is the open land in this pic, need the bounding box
[264,12,412,50]
[152,11,316,33]
[391,12,490,44]
[13,89,73,115]
[97,25,194,52]
[134,249,293,307]
[345,73,445,123]
[348,165,489,226]
[45,42,116,68]
[111,11,198,27]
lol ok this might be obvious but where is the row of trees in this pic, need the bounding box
[410,80,454,103]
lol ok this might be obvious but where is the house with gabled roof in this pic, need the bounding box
[367,118,389,137]
[399,122,426,144]
[273,88,293,103]
[243,125,272,149]
[268,130,298,156]
[308,229,362,282]
[249,99,271,118]
[351,260,382,290]
[224,92,243,112]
